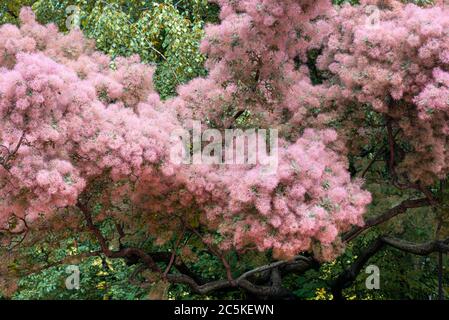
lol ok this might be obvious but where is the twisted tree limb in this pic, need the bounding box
[382,237,449,255]
[77,202,304,298]
[78,201,161,273]
[76,191,443,300]
[331,236,449,300]
[343,198,430,242]
[331,237,385,300]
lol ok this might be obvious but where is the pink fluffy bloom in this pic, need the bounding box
[0,4,374,262]
[319,0,449,185]
[0,8,176,226]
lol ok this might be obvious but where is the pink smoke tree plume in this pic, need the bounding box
[0,0,447,299]
[318,0,449,185]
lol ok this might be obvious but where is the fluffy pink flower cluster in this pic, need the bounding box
[175,130,370,260]
[183,0,333,130]
[163,0,371,258]
[0,4,372,260]
[0,9,179,228]
[318,0,449,184]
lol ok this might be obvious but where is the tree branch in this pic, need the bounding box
[343,198,430,242]
[163,229,185,278]
[188,227,235,282]
[78,201,160,272]
[331,237,385,300]
[76,202,301,298]
[382,237,449,255]
[331,236,449,300]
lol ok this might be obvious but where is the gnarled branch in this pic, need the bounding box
[331,236,449,300]
[343,198,430,242]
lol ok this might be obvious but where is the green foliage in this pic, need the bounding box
[0,0,34,24]
[14,257,147,300]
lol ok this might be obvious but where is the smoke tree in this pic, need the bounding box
[318,0,449,185]
[0,0,448,299]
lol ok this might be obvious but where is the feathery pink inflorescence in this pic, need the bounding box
[0,3,374,261]
[0,8,178,228]
[318,0,449,184]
